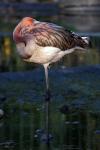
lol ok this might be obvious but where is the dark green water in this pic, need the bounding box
[0,104,100,150]
[0,65,100,150]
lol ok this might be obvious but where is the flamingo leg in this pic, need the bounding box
[44,64,49,90]
[43,64,51,146]
[44,64,51,101]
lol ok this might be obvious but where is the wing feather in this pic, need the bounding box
[22,22,88,50]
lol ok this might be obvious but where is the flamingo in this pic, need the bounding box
[13,17,89,144]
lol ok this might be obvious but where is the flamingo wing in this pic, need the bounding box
[22,22,88,50]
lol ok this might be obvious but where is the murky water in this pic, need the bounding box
[0,64,100,150]
[0,102,100,149]
[0,102,100,150]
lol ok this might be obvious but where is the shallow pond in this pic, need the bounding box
[0,65,100,150]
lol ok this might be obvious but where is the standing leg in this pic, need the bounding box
[44,64,51,101]
[43,64,51,146]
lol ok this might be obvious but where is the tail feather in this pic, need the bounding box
[71,32,90,48]
[82,37,90,45]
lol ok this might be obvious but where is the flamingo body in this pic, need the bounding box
[13,17,89,90]
[13,17,89,66]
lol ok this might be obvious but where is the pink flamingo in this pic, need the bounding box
[13,17,89,144]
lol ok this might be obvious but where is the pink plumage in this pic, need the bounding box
[13,17,88,62]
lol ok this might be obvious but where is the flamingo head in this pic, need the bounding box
[13,17,34,43]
